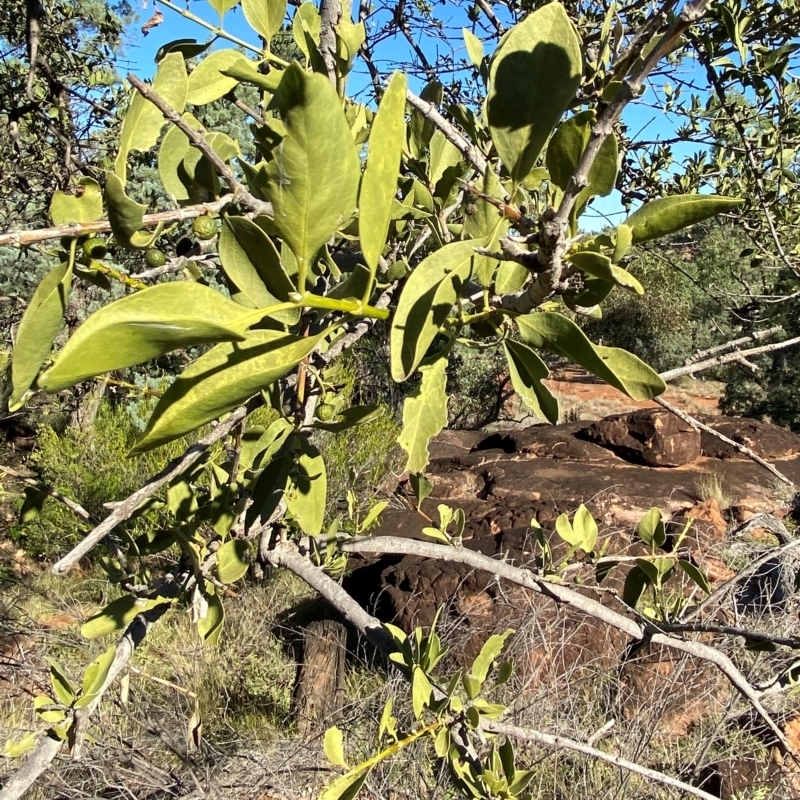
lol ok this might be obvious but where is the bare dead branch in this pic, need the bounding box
[685,326,783,364]
[660,334,800,381]
[319,0,341,86]
[0,198,234,248]
[484,721,719,800]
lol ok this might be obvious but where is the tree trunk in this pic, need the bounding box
[294,619,347,739]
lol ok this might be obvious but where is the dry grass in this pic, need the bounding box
[695,471,736,511]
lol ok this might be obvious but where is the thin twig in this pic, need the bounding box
[127,74,272,218]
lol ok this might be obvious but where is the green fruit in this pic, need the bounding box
[192,215,217,240]
[315,403,337,422]
[145,248,167,268]
[82,237,108,259]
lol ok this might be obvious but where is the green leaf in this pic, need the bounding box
[464,168,509,288]
[398,356,449,473]
[319,769,371,800]
[220,216,295,302]
[409,473,434,509]
[567,251,643,294]
[50,178,103,226]
[264,63,360,274]
[3,732,38,758]
[486,3,582,184]
[105,173,152,249]
[197,585,224,646]
[428,130,462,189]
[132,330,324,453]
[471,629,514,683]
[573,503,598,552]
[19,487,47,522]
[78,644,116,703]
[434,726,450,757]
[678,559,712,594]
[39,283,252,392]
[221,60,283,93]
[155,38,213,64]
[45,657,76,706]
[33,695,65,723]
[285,439,327,536]
[186,49,250,105]
[502,340,558,423]
[612,223,633,263]
[390,239,474,382]
[409,80,443,159]
[216,539,249,584]
[515,312,665,400]
[324,726,348,768]
[637,507,666,549]
[463,28,484,68]
[360,72,407,274]
[622,565,649,609]
[546,110,618,210]
[158,112,204,203]
[378,698,396,743]
[116,52,188,183]
[206,0,239,16]
[412,666,433,719]
[81,596,173,639]
[462,673,481,699]
[10,262,72,409]
[312,405,384,433]
[624,195,744,244]
[242,0,287,43]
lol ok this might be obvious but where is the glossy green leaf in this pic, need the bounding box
[39,283,252,392]
[503,340,558,423]
[495,260,529,295]
[45,657,76,706]
[78,644,116,703]
[612,223,633,263]
[10,262,72,409]
[221,60,283,93]
[391,239,474,381]
[486,3,582,184]
[324,726,348,768]
[410,472,434,509]
[116,52,187,183]
[292,1,321,63]
[50,178,103,226]
[622,565,649,609]
[463,28,484,68]
[546,110,618,210]
[242,0,286,43]
[573,503,598,552]
[264,64,360,273]
[624,195,744,244]
[216,539,249,584]
[186,49,249,105]
[34,695,65,723]
[105,173,152,249]
[464,168,509,288]
[409,80,443,159]
[398,356,449,473]
[133,330,324,453]
[637,507,666,548]
[412,665,433,719]
[678,559,712,594]
[155,38,213,63]
[515,312,665,400]
[360,72,407,274]
[157,113,203,203]
[471,629,514,683]
[312,404,384,433]
[319,769,371,800]
[567,251,643,294]
[197,585,224,646]
[3,732,38,758]
[220,216,295,301]
[285,439,327,536]
[206,0,239,17]
[81,595,173,639]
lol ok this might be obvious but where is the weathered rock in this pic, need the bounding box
[581,408,701,466]
[700,416,800,460]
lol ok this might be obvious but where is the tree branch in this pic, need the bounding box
[484,721,718,800]
[51,407,250,574]
[126,74,273,218]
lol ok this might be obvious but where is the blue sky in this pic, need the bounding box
[121,0,698,228]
